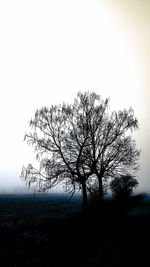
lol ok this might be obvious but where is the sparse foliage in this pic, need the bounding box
[21,91,140,209]
[67,92,140,202]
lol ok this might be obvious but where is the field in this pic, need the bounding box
[0,193,150,267]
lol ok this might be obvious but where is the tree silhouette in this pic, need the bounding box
[110,174,139,201]
[21,103,92,209]
[21,91,140,209]
[66,92,140,202]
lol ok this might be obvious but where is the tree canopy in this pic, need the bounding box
[21,91,140,209]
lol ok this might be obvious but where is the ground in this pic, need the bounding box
[0,193,149,267]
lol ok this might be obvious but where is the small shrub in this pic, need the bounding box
[110,175,138,201]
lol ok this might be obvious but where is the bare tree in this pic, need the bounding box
[21,91,140,209]
[67,92,140,202]
[91,108,140,201]
[21,104,92,210]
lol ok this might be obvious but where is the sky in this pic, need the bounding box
[0,0,149,193]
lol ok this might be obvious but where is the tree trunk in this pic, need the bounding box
[98,175,103,202]
[81,181,88,211]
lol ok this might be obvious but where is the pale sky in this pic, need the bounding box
[0,0,149,193]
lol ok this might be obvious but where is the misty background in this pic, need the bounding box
[0,0,149,194]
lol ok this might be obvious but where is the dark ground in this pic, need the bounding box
[0,193,150,267]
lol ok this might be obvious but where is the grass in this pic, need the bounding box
[0,193,149,267]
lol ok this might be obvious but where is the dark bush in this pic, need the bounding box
[110,175,138,201]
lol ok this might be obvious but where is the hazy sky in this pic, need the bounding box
[0,0,149,193]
